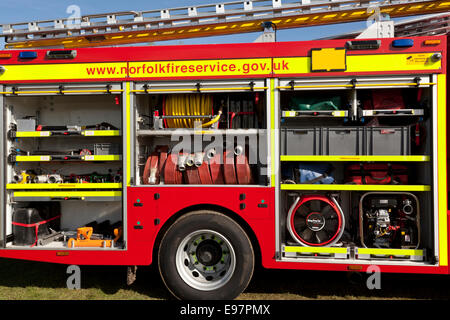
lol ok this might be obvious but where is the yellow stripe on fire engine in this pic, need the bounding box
[0,60,273,82]
[125,82,131,187]
[270,78,276,187]
[127,59,272,78]
[0,54,441,81]
[272,53,442,75]
[347,53,442,72]
[437,74,448,267]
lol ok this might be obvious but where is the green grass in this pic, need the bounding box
[0,258,170,300]
[1,258,449,300]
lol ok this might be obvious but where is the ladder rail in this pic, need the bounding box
[320,12,449,39]
[395,13,450,36]
[0,0,437,35]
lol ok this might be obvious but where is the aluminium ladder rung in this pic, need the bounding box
[327,12,449,39]
[395,13,450,37]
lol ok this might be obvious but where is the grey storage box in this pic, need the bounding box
[94,143,121,155]
[281,128,321,155]
[281,125,411,156]
[365,126,411,155]
[322,127,363,155]
[17,118,36,132]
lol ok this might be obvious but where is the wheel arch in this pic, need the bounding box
[152,203,262,268]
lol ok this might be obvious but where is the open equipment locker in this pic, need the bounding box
[275,74,438,265]
[1,83,126,250]
[131,80,270,188]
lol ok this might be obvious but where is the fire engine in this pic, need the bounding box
[0,0,448,300]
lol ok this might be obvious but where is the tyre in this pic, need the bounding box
[158,210,254,300]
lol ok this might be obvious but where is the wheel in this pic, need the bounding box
[158,210,254,300]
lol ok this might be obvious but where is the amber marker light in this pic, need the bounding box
[424,39,441,46]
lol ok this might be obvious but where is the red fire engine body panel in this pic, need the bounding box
[0,36,446,84]
[0,38,446,65]
[0,35,448,276]
[0,186,448,275]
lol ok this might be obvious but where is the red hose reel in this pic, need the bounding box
[287,195,345,247]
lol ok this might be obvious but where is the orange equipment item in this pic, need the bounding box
[68,226,123,248]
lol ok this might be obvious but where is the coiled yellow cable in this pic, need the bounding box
[164,94,214,128]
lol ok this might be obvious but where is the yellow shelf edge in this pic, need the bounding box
[284,246,348,254]
[15,155,122,162]
[16,130,121,138]
[81,155,122,161]
[7,183,122,190]
[282,110,348,118]
[81,130,121,137]
[13,191,122,197]
[14,130,121,137]
[280,155,431,162]
[280,184,431,192]
[15,156,51,162]
[15,132,52,137]
[357,248,424,256]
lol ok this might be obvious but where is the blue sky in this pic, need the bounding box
[0,0,413,48]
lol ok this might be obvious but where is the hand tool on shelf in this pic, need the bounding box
[67,226,123,248]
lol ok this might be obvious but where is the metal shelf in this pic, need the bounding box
[282,110,348,118]
[356,248,424,261]
[283,245,349,259]
[362,109,425,117]
[137,129,261,136]
[11,130,121,138]
[280,184,431,192]
[7,183,122,190]
[11,155,122,162]
[12,191,122,202]
[280,155,431,162]
[282,245,424,261]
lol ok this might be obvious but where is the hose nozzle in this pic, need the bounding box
[206,148,216,160]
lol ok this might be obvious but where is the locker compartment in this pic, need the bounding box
[134,84,269,186]
[2,88,125,250]
[280,162,432,187]
[278,79,437,264]
[6,201,124,249]
[358,87,430,124]
[135,89,266,131]
[280,189,435,263]
[280,89,352,127]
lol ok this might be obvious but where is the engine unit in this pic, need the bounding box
[359,192,420,249]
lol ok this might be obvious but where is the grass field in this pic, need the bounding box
[1,257,450,300]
